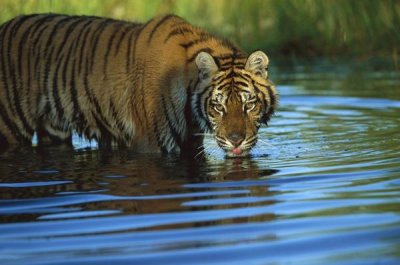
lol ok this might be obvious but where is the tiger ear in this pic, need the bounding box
[195,52,218,80]
[245,51,269,79]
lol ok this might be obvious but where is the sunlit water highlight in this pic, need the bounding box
[1,74,399,265]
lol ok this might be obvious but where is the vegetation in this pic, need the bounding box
[0,0,399,69]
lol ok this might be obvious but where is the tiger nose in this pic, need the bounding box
[227,133,245,147]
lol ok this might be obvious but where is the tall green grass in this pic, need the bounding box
[0,0,399,68]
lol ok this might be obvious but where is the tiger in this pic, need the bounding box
[0,13,278,157]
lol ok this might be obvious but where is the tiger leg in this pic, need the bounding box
[0,117,19,147]
[0,109,33,147]
[36,119,72,147]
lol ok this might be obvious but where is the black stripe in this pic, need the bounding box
[257,83,276,124]
[263,106,275,124]
[252,81,262,95]
[52,52,65,120]
[26,16,58,108]
[254,81,276,109]
[32,24,50,81]
[128,92,144,135]
[126,18,152,72]
[153,117,168,153]
[215,54,235,61]
[114,23,137,56]
[0,20,17,127]
[28,14,58,41]
[161,95,182,149]
[0,20,22,140]
[43,16,76,59]
[196,85,212,131]
[55,17,87,62]
[125,28,136,72]
[130,21,152,135]
[215,79,231,89]
[35,16,73,83]
[30,15,60,59]
[77,20,95,74]
[219,38,238,52]
[214,73,231,85]
[225,70,241,78]
[184,80,193,125]
[236,73,252,83]
[89,115,110,142]
[164,27,193,43]
[42,46,55,121]
[202,97,213,131]
[180,37,209,50]
[212,74,227,83]
[59,22,87,127]
[83,52,113,133]
[103,23,124,75]
[16,16,44,79]
[6,16,36,117]
[69,19,92,76]
[31,24,50,59]
[233,81,249,88]
[7,15,37,136]
[233,62,245,68]
[89,19,113,73]
[61,26,80,94]
[16,17,44,134]
[70,58,85,126]
[109,100,125,132]
[256,84,268,113]
[139,68,150,140]
[147,15,175,44]
[267,85,277,107]
[219,60,245,70]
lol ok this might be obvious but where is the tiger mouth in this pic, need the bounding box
[219,144,252,158]
[214,136,255,157]
[225,147,250,158]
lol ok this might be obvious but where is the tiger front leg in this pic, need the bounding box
[36,119,72,147]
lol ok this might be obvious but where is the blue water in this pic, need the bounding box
[0,72,400,265]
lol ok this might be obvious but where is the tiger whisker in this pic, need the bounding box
[256,138,273,147]
[195,143,216,158]
[193,133,214,136]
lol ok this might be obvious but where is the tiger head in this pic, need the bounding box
[194,51,278,157]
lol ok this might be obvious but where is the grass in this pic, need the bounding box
[0,0,399,69]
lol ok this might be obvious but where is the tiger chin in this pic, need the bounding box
[0,14,278,158]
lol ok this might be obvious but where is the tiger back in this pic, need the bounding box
[0,14,278,157]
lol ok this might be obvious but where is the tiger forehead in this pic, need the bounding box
[212,89,254,103]
[212,68,252,82]
[212,71,256,97]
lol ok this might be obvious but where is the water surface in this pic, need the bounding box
[1,72,400,265]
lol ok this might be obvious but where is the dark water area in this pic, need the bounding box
[1,71,400,265]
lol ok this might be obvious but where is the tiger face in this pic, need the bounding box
[195,51,278,157]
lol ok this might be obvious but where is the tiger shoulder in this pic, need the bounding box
[0,14,278,157]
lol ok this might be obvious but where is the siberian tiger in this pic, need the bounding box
[0,14,278,157]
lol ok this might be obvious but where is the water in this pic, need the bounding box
[1,72,400,265]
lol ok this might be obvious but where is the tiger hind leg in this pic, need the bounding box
[0,113,32,148]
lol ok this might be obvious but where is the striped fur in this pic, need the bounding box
[0,14,278,156]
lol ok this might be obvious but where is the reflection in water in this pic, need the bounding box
[0,148,278,224]
[0,76,400,265]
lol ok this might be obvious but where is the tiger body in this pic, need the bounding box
[0,14,277,156]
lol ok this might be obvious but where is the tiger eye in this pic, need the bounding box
[214,104,224,112]
[245,102,256,111]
